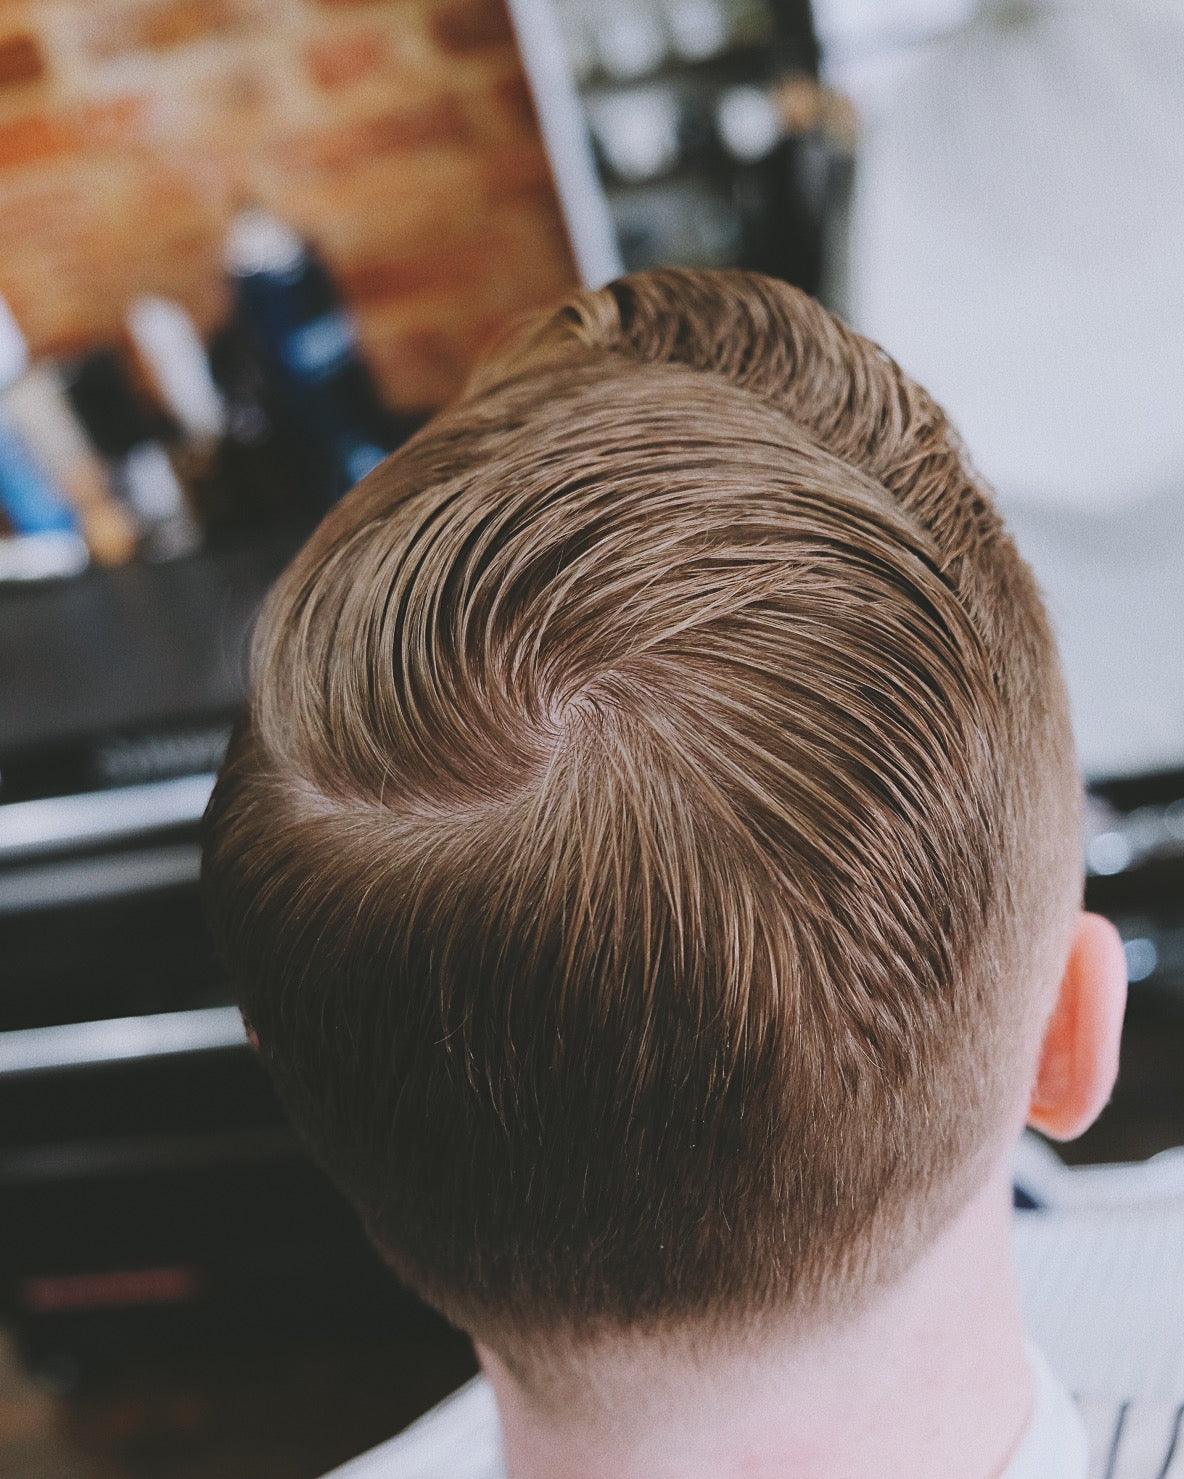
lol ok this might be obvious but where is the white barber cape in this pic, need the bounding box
[1005,1350,1087,1478]
[324,1377,503,1479]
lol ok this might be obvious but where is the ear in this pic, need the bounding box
[1028,912,1128,1141]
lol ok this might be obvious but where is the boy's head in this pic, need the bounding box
[203,269,1084,1361]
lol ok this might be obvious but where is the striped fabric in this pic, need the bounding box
[1078,1399,1184,1479]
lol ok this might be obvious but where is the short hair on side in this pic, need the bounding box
[202,269,1081,1352]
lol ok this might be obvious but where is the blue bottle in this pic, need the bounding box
[223,210,407,510]
[0,297,88,581]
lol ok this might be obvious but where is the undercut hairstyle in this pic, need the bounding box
[203,269,1081,1353]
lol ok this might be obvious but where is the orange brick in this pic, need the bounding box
[88,0,249,58]
[256,149,491,266]
[0,111,74,168]
[0,32,45,88]
[0,178,90,247]
[491,71,536,130]
[389,322,466,379]
[492,203,575,295]
[460,308,514,356]
[479,140,555,201]
[76,95,149,145]
[281,98,472,173]
[142,0,247,47]
[340,236,493,300]
[304,28,388,90]
[360,313,470,409]
[429,0,513,54]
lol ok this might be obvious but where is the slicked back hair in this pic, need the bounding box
[203,269,1081,1353]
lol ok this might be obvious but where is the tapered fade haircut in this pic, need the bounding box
[203,269,1080,1348]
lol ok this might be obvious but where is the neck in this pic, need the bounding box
[478,1156,1032,1479]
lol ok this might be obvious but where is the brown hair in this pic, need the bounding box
[202,269,1080,1351]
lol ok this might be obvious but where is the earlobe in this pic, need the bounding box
[1028,912,1128,1141]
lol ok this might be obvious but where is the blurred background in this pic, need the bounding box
[0,0,1181,1472]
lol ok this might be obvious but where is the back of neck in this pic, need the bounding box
[478,1159,1033,1479]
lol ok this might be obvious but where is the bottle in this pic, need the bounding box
[659,0,731,64]
[0,299,90,582]
[590,86,684,185]
[205,318,304,528]
[3,361,138,566]
[126,296,232,532]
[126,297,227,450]
[65,351,202,562]
[224,209,402,510]
[713,74,849,294]
[594,2,667,81]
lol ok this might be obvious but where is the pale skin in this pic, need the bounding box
[476,911,1129,1479]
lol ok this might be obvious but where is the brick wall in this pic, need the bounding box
[0,0,576,409]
